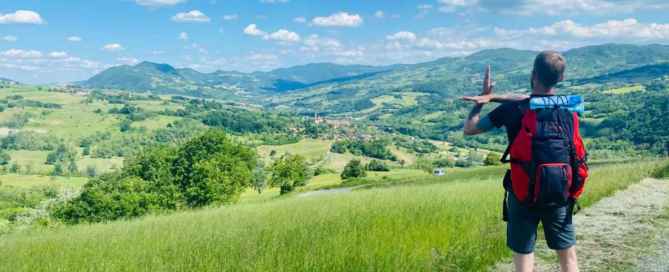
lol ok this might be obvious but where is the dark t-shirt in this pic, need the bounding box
[488,98,530,143]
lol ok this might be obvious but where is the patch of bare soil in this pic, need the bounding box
[492,178,669,272]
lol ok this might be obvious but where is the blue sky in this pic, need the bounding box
[2,0,669,83]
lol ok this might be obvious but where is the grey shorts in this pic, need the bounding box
[506,193,576,254]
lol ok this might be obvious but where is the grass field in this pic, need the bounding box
[257,138,333,164]
[604,84,645,94]
[0,160,663,271]
[0,174,87,189]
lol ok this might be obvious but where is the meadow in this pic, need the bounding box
[0,160,663,272]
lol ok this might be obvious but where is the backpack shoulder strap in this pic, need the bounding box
[500,102,531,164]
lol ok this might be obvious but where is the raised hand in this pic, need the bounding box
[462,65,494,105]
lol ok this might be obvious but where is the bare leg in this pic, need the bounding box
[513,252,534,272]
[557,246,579,272]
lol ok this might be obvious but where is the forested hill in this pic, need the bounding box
[81,44,669,102]
[0,77,20,87]
[81,61,390,97]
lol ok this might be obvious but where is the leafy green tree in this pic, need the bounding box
[67,160,78,176]
[270,154,308,195]
[172,130,256,207]
[330,141,348,153]
[252,165,267,194]
[85,165,97,177]
[366,160,390,171]
[119,119,132,132]
[51,162,64,176]
[0,150,10,165]
[484,153,502,166]
[341,159,366,180]
[46,143,77,165]
[9,163,20,174]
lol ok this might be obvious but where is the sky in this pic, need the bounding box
[2,0,669,84]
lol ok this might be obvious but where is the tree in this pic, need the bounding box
[270,154,308,195]
[366,160,390,171]
[172,130,257,207]
[46,143,77,165]
[67,159,78,176]
[341,159,366,180]
[484,152,502,166]
[0,150,10,165]
[252,165,267,194]
[119,119,132,132]
[86,165,97,177]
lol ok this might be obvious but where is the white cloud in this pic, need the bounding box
[1,49,43,59]
[172,10,211,23]
[386,31,417,42]
[135,0,186,7]
[293,17,307,23]
[244,24,266,36]
[259,0,289,3]
[102,43,124,52]
[223,14,238,21]
[265,29,300,43]
[48,51,68,59]
[437,0,478,13]
[525,18,669,40]
[374,10,385,19]
[312,12,363,27]
[0,10,44,24]
[179,32,189,40]
[66,36,82,42]
[2,35,17,42]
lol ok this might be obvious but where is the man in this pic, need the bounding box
[462,51,581,272]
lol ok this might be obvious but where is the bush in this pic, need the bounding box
[53,175,167,224]
[341,159,366,180]
[484,153,502,166]
[54,130,257,223]
[314,167,336,176]
[270,154,309,195]
[366,160,390,171]
[0,151,10,165]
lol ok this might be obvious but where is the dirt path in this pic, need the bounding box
[492,178,669,272]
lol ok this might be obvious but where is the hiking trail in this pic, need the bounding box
[492,178,669,272]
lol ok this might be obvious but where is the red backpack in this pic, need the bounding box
[501,105,589,208]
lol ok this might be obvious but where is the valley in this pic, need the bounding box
[0,43,668,271]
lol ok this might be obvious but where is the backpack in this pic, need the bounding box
[501,104,589,209]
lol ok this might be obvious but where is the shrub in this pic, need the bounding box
[0,151,10,165]
[366,160,390,172]
[484,153,502,166]
[54,130,257,223]
[270,154,309,195]
[341,159,366,180]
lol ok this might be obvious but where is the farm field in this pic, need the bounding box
[0,160,664,271]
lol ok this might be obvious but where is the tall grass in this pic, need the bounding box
[0,160,662,271]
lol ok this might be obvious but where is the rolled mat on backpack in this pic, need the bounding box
[530,95,584,114]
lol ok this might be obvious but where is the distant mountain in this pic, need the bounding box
[575,63,669,85]
[269,43,669,115]
[81,43,669,105]
[0,77,20,86]
[81,61,391,96]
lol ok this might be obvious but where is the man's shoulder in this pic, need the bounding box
[496,98,529,113]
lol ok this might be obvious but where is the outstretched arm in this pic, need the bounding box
[462,65,527,135]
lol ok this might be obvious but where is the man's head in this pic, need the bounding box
[531,51,566,94]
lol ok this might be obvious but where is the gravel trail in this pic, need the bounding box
[492,178,669,272]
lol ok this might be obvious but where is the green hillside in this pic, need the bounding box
[0,160,663,271]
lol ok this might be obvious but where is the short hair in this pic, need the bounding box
[533,51,566,89]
